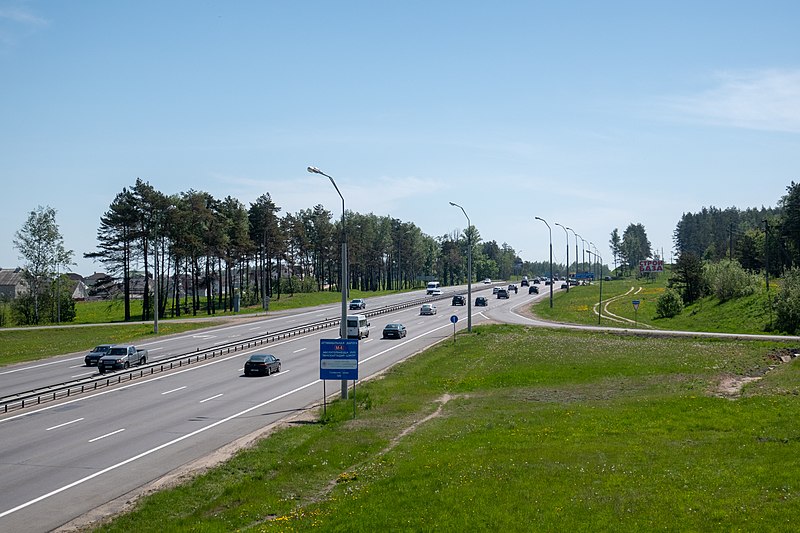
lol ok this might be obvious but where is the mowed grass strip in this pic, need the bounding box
[96,326,800,532]
[0,322,226,366]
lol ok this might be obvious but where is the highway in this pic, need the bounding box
[0,283,544,532]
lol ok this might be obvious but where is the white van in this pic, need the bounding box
[346,314,370,339]
[426,281,440,295]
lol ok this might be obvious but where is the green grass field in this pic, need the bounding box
[533,276,775,335]
[0,288,409,366]
[0,322,227,366]
[95,325,800,531]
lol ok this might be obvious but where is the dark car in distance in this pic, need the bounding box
[84,344,114,366]
[244,354,281,376]
[529,285,539,294]
[452,295,466,306]
[382,323,407,339]
[475,296,488,306]
[497,288,510,299]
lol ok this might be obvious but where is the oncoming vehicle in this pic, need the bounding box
[528,285,539,294]
[85,344,113,366]
[382,323,407,339]
[98,345,148,374]
[452,295,466,306]
[349,298,366,310]
[346,314,370,339]
[497,288,510,299]
[420,303,437,315]
[475,296,488,306]
[426,281,441,295]
[244,353,281,376]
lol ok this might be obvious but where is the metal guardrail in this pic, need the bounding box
[0,289,470,414]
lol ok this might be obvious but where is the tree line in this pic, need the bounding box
[73,179,533,323]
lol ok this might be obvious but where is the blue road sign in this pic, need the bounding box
[575,271,595,280]
[632,299,640,310]
[450,315,458,324]
[320,339,359,380]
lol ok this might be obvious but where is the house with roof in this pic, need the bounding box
[0,267,27,299]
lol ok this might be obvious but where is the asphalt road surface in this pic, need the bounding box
[0,283,541,532]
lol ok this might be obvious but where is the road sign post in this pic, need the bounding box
[450,314,458,343]
[632,300,640,327]
[320,339,359,418]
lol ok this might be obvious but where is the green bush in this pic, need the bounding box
[774,267,800,334]
[703,259,758,302]
[655,288,684,318]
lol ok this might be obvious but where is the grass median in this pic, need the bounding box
[96,325,800,531]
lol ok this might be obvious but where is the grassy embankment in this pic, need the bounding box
[533,274,775,335]
[95,325,800,531]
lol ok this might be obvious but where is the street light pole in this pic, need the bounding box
[597,251,604,325]
[535,216,553,308]
[580,237,587,276]
[450,202,472,332]
[308,166,349,399]
[555,223,569,293]
[567,227,579,284]
[154,224,159,334]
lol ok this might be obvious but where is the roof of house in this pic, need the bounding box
[0,267,25,286]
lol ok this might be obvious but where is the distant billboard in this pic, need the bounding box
[639,260,664,273]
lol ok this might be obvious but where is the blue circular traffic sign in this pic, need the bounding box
[450,315,458,324]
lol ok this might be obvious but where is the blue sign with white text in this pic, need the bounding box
[320,339,359,380]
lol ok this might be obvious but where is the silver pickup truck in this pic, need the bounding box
[98,345,148,374]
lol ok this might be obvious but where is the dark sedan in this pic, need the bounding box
[475,296,488,306]
[84,344,113,366]
[244,354,281,376]
[528,285,539,294]
[382,323,407,339]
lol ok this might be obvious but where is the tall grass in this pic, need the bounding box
[96,326,800,531]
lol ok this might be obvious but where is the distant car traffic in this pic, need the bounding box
[349,298,366,310]
[430,289,443,296]
[452,295,466,306]
[483,278,492,284]
[420,303,437,315]
[244,354,281,376]
[529,285,539,294]
[84,344,113,366]
[508,284,518,294]
[475,296,488,306]
[497,288,510,299]
[493,287,500,294]
[382,323,407,339]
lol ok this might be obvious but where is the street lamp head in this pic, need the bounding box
[307,166,321,174]
[449,201,457,207]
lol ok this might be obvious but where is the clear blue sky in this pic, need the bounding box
[2,1,798,275]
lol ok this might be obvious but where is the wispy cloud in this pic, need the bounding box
[663,69,800,133]
[0,6,49,26]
